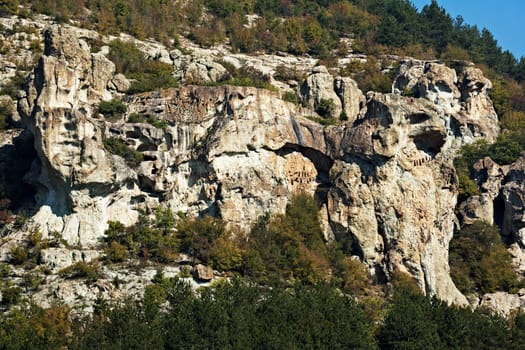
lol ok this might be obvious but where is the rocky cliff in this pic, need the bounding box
[0,23,503,308]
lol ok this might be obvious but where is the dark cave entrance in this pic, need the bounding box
[493,193,505,229]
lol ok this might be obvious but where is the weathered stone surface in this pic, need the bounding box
[9,25,504,308]
[39,248,100,272]
[334,76,365,123]
[18,25,139,246]
[480,291,525,317]
[473,157,509,198]
[457,194,494,225]
[301,68,343,119]
[395,59,499,145]
[502,157,525,242]
[194,264,214,281]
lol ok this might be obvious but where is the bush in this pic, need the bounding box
[58,262,100,284]
[282,91,299,105]
[127,113,167,129]
[210,66,278,92]
[0,71,26,99]
[1,286,21,306]
[104,241,129,263]
[0,263,9,278]
[243,193,330,285]
[176,216,228,264]
[274,65,306,82]
[0,99,13,129]
[98,99,127,119]
[316,98,335,118]
[104,208,178,263]
[449,221,522,294]
[9,246,29,265]
[209,235,244,271]
[108,40,178,93]
[341,56,394,93]
[103,137,143,168]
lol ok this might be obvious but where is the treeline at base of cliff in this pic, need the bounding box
[2,276,525,350]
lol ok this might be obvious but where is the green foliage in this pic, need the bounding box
[0,263,10,278]
[282,91,300,105]
[9,246,29,265]
[316,98,335,118]
[3,277,525,349]
[127,113,167,129]
[15,0,525,86]
[0,0,18,16]
[97,99,127,119]
[378,285,442,349]
[108,40,178,93]
[104,241,129,263]
[189,18,226,48]
[58,262,100,284]
[243,193,330,285]
[104,208,178,263]
[0,99,13,130]
[0,303,72,349]
[72,279,376,349]
[1,286,21,306]
[378,282,512,350]
[0,71,26,99]
[103,137,143,168]
[176,216,243,270]
[209,235,244,271]
[449,221,522,294]
[330,252,370,295]
[209,65,277,92]
[341,56,395,93]
[455,132,525,199]
[274,65,306,82]
[306,115,337,125]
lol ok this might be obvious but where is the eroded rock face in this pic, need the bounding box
[16,26,502,305]
[395,60,499,146]
[502,157,525,242]
[18,25,138,246]
[300,68,365,122]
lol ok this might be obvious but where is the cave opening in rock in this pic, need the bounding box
[277,143,334,207]
[408,112,431,124]
[0,131,38,212]
[412,130,445,156]
[277,143,333,185]
[493,193,505,229]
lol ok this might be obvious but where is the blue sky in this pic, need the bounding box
[411,0,525,59]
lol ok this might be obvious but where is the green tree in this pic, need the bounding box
[449,221,522,294]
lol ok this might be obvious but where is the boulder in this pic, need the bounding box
[194,264,214,281]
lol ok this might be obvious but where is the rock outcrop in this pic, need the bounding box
[3,25,502,308]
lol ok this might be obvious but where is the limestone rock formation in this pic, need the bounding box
[18,25,140,246]
[480,291,525,317]
[300,67,365,122]
[6,25,502,307]
[395,60,499,145]
[502,157,525,242]
[457,194,495,225]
